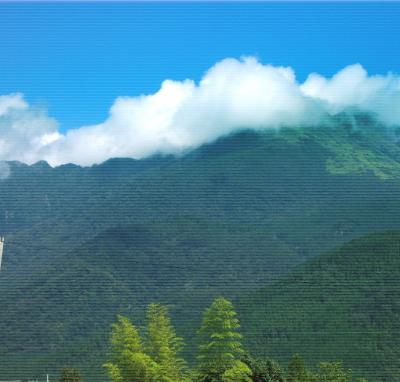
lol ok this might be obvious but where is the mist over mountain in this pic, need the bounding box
[1,58,400,167]
[1,112,400,380]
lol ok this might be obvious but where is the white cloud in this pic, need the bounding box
[301,64,400,124]
[0,93,60,165]
[0,57,400,167]
[0,161,10,180]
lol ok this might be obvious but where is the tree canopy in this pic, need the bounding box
[102,298,369,382]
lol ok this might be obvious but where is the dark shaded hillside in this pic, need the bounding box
[0,221,296,351]
[1,113,400,379]
[239,230,400,382]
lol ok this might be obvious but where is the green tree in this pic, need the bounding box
[222,360,252,382]
[287,354,309,382]
[196,297,249,382]
[145,303,187,381]
[59,367,83,382]
[316,362,352,382]
[103,315,159,382]
[242,354,285,382]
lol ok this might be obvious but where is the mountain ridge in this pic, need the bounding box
[1,113,400,380]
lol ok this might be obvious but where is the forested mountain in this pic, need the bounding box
[0,113,400,380]
[239,230,400,381]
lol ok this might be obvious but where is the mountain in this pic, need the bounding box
[1,113,400,380]
[239,230,400,382]
[0,220,297,380]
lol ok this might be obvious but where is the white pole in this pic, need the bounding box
[0,237,4,271]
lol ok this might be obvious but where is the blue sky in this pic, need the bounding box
[1,2,400,132]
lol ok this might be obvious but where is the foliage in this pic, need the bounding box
[221,360,252,382]
[59,367,83,382]
[103,315,159,382]
[314,362,352,382]
[109,315,143,355]
[286,354,309,382]
[242,354,285,382]
[145,303,187,381]
[101,302,369,382]
[196,297,247,382]
[240,231,400,381]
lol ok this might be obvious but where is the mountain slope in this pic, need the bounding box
[1,113,400,379]
[4,114,400,280]
[0,221,295,349]
[239,230,400,382]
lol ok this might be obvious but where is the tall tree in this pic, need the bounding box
[196,297,250,382]
[145,303,187,381]
[103,315,158,382]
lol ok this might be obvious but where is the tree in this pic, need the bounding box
[108,315,142,355]
[145,303,187,381]
[222,360,252,382]
[103,315,159,382]
[196,297,250,382]
[287,354,309,382]
[242,354,285,382]
[315,362,352,382]
[59,368,83,382]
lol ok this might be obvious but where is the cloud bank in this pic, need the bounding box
[1,57,400,167]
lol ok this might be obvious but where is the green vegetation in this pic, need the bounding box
[0,114,400,380]
[59,368,83,382]
[145,303,188,381]
[239,230,400,381]
[241,354,285,382]
[101,298,368,382]
[286,354,308,382]
[103,315,159,382]
[196,297,250,382]
[103,305,187,382]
